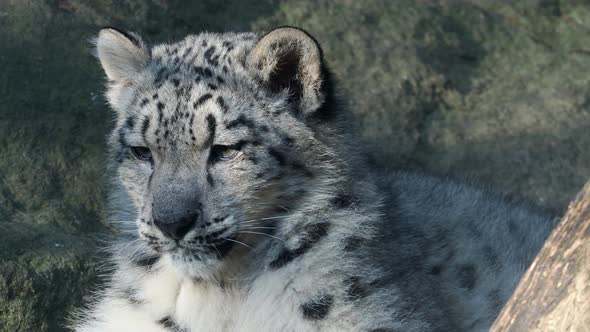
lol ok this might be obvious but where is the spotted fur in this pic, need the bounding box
[72,27,556,331]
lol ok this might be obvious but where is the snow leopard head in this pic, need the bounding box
[95,26,341,278]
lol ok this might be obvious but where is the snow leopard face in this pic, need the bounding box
[96,27,334,278]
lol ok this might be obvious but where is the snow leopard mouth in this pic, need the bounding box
[162,229,238,260]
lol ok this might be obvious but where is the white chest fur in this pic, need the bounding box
[132,263,318,332]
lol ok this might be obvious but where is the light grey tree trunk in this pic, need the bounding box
[491,181,590,331]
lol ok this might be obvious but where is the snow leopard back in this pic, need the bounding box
[370,172,556,330]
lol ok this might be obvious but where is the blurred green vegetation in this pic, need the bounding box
[1,0,589,330]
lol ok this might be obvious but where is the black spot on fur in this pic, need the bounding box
[158,316,184,331]
[292,161,314,177]
[204,46,219,66]
[194,93,213,109]
[203,114,216,148]
[330,193,354,208]
[182,46,193,59]
[301,294,333,320]
[216,96,228,112]
[217,76,225,85]
[225,114,256,130]
[212,215,226,223]
[157,102,165,122]
[269,222,330,269]
[268,148,286,166]
[141,117,150,137]
[205,227,229,241]
[133,255,160,268]
[125,117,135,130]
[207,173,214,187]
[457,265,477,290]
[207,83,218,90]
[193,66,213,78]
[222,41,233,49]
[139,97,149,107]
[346,276,368,301]
[172,78,180,87]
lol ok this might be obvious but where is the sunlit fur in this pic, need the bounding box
[73,27,556,332]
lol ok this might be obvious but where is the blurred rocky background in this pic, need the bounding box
[1,0,589,330]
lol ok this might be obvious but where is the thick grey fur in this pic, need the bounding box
[72,27,556,332]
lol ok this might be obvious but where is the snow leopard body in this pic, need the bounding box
[72,27,555,332]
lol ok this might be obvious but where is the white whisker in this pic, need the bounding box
[240,231,286,242]
[240,226,277,230]
[223,237,253,250]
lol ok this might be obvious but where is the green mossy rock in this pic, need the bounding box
[0,223,102,331]
[1,0,589,330]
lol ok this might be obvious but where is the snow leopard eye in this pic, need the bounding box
[210,145,239,162]
[130,146,152,161]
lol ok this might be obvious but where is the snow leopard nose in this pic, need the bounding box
[153,210,199,240]
[151,189,202,240]
[150,167,203,240]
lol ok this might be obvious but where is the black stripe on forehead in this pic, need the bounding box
[225,114,256,130]
[194,93,213,109]
[141,117,150,139]
[216,96,228,113]
[202,114,216,150]
[157,102,165,122]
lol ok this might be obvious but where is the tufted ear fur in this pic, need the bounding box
[95,27,149,82]
[248,27,327,116]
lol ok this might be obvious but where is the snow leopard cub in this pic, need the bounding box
[73,26,555,331]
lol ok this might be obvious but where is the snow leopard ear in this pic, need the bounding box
[248,27,328,117]
[95,27,149,82]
